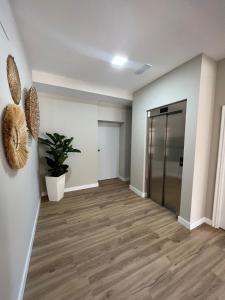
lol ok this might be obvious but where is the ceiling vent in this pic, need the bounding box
[135,64,152,75]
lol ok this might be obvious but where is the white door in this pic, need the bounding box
[98,122,120,180]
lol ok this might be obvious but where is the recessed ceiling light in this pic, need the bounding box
[111,55,128,67]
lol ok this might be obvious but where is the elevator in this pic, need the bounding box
[147,100,186,216]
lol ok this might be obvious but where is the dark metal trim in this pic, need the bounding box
[146,99,187,113]
[148,109,183,118]
[148,117,153,198]
[146,100,187,215]
[162,114,168,206]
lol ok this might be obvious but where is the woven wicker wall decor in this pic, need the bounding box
[2,104,28,169]
[25,86,40,139]
[7,55,21,104]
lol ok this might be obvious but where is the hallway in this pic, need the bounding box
[25,179,225,300]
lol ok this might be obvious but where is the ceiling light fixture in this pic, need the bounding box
[111,55,128,67]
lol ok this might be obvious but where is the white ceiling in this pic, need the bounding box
[10,0,225,94]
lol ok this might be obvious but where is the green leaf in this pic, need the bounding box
[46,157,57,168]
[41,132,81,176]
[70,149,81,153]
[46,133,57,144]
[38,138,54,146]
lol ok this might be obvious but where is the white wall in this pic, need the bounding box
[206,58,225,219]
[39,95,98,190]
[131,55,216,222]
[131,55,202,221]
[0,1,40,299]
[98,105,130,123]
[119,111,132,180]
[190,56,217,223]
[39,94,131,192]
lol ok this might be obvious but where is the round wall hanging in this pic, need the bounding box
[25,86,40,139]
[2,104,28,169]
[7,55,21,104]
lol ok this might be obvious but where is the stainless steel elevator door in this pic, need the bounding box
[149,115,167,205]
[164,112,185,214]
[148,100,186,216]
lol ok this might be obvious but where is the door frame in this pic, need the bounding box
[97,121,120,181]
[212,105,225,228]
[145,100,187,197]
[145,100,187,216]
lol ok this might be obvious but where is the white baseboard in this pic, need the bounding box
[118,176,130,182]
[18,200,40,300]
[204,218,212,226]
[65,182,99,192]
[178,216,212,231]
[41,182,99,196]
[190,217,212,229]
[178,216,190,229]
[129,185,147,198]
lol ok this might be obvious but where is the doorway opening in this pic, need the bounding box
[98,121,120,181]
[146,100,187,216]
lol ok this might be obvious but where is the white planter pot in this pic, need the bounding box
[45,174,65,202]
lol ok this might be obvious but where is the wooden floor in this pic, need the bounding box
[25,179,225,300]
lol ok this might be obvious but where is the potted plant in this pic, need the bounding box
[39,132,81,201]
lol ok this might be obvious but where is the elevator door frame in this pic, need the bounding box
[146,99,187,215]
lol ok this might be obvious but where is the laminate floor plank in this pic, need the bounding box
[24,179,225,300]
